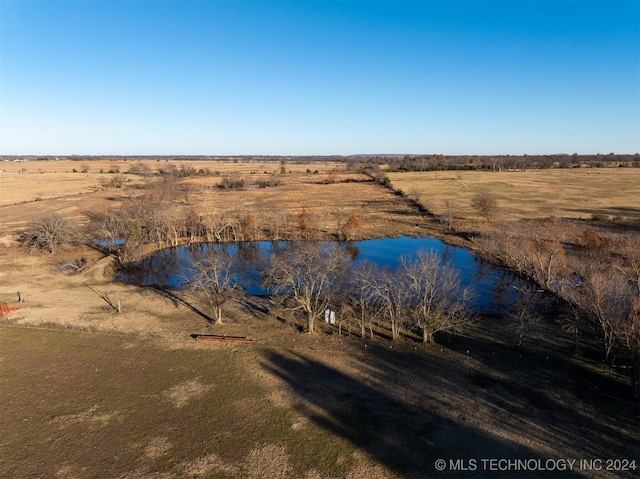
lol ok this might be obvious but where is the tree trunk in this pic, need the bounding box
[391,320,398,340]
[422,327,433,344]
[307,313,315,334]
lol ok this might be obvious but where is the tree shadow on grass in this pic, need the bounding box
[263,348,586,478]
[141,285,215,323]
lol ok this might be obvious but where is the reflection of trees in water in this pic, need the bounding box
[118,240,550,315]
[344,241,360,261]
[121,248,182,287]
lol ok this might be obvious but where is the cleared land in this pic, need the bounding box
[0,159,639,478]
[0,159,428,246]
[387,168,640,223]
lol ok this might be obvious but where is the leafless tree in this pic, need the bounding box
[524,236,566,292]
[332,206,346,240]
[188,247,242,324]
[402,251,474,343]
[101,173,126,188]
[471,192,498,222]
[267,210,289,241]
[262,242,349,334]
[577,272,630,361]
[442,200,457,230]
[367,266,410,340]
[21,212,79,253]
[127,161,153,177]
[350,261,384,338]
[509,286,542,348]
[88,286,123,313]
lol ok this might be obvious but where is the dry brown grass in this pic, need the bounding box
[1,160,639,478]
[0,159,428,245]
[387,168,640,223]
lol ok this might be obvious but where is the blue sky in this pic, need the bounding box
[1,1,638,155]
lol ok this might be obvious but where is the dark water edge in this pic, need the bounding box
[116,236,548,314]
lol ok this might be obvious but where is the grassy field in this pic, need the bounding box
[386,168,640,223]
[2,320,637,479]
[0,159,428,246]
[1,160,639,478]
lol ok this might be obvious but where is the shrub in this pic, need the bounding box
[220,175,245,189]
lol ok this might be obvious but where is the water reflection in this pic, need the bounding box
[117,236,537,313]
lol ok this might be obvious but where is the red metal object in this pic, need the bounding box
[192,334,253,343]
[0,302,19,319]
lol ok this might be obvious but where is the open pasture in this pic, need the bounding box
[386,168,640,223]
[0,159,428,245]
[1,160,639,478]
[1,316,638,479]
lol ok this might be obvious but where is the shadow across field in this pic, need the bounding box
[141,285,215,323]
[567,206,640,221]
[264,336,639,478]
[265,348,584,478]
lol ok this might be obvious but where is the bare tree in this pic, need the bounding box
[127,161,153,177]
[350,261,383,338]
[367,266,410,340]
[332,206,346,240]
[101,173,126,188]
[577,271,630,361]
[262,242,349,334]
[509,286,542,348]
[524,236,566,292]
[88,286,123,313]
[188,247,242,324]
[442,200,457,230]
[471,192,498,222]
[21,212,79,253]
[402,251,474,343]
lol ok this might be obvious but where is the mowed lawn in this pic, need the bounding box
[387,168,640,222]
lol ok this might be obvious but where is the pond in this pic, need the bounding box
[117,236,536,314]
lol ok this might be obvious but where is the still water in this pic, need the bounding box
[117,236,533,314]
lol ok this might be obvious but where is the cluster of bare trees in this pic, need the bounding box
[186,243,474,343]
[475,224,640,398]
[349,153,640,173]
[261,243,474,341]
[20,212,80,254]
[90,178,362,263]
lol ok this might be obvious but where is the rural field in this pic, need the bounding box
[1,159,639,478]
[386,168,640,224]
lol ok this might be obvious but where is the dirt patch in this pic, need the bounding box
[51,405,120,428]
[245,444,292,479]
[143,436,172,459]
[163,380,211,408]
[181,452,240,477]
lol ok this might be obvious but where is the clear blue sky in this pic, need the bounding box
[1,1,638,156]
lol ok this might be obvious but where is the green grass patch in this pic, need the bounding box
[0,327,271,478]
